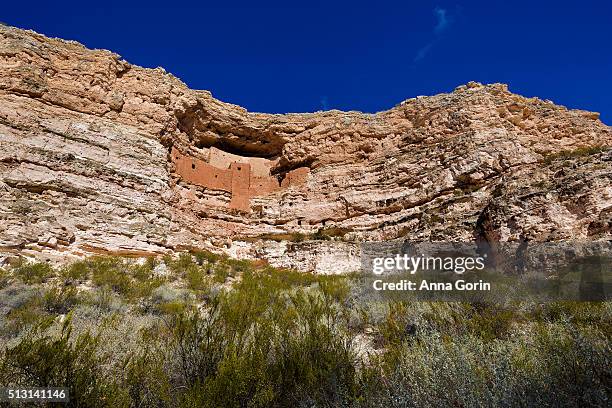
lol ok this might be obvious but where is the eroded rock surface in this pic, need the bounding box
[0,25,610,270]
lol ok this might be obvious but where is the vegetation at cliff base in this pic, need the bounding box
[0,254,610,407]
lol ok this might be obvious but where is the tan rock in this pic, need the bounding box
[0,25,610,270]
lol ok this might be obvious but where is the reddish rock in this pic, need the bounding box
[0,25,610,270]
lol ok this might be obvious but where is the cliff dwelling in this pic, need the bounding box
[171,146,310,212]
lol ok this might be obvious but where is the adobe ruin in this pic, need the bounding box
[171,146,310,212]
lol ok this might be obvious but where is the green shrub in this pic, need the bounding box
[192,249,222,265]
[170,279,359,407]
[370,322,611,407]
[122,344,172,407]
[43,286,80,314]
[541,146,607,164]
[151,284,188,304]
[131,257,157,281]
[3,295,44,336]
[0,268,10,289]
[157,301,190,316]
[185,265,209,290]
[213,263,230,283]
[291,232,305,242]
[85,286,126,313]
[0,316,125,407]
[169,253,196,273]
[92,264,133,294]
[256,266,318,289]
[13,261,54,284]
[2,254,610,407]
[61,260,90,281]
[67,256,164,301]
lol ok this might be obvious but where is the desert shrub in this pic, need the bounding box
[3,302,44,337]
[150,284,193,316]
[270,290,358,406]
[312,228,332,241]
[84,286,127,313]
[192,249,222,265]
[226,258,253,275]
[0,284,44,337]
[61,260,90,281]
[0,316,125,407]
[43,285,80,314]
[0,282,38,314]
[463,303,523,341]
[157,301,191,316]
[2,254,610,407]
[0,267,10,289]
[257,266,318,289]
[213,263,230,283]
[92,264,133,294]
[122,343,173,408]
[366,317,612,408]
[531,301,611,327]
[151,284,188,304]
[166,267,360,407]
[62,256,163,301]
[542,146,607,164]
[13,260,54,284]
[185,265,209,290]
[167,253,197,273]
[366,304,612,407]
[291,232,305,242]
[377,301,415,347]
[131,257,157,280]
[318,275,351,303]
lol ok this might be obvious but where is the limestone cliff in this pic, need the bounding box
[0,25,610,271]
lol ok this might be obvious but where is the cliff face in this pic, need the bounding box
[1,25,610,270]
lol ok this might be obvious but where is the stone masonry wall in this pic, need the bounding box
[171,147,310,212]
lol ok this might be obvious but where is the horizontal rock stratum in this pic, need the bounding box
[0,25,610,272]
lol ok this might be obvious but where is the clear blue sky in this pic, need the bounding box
[2,1,611,123]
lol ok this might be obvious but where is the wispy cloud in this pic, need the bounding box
[414,43,434,62]
[433,7,450,34]
[413,6,454,62]
[320,96,329,111]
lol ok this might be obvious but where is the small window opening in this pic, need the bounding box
[192,163,196,170]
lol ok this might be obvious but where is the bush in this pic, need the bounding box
[61,260,90,281]
[0,285,46,337]
[312,227,352,241]
[370,322,611,407]
[541,146,607,164]
[122,344,172,407]
[61,256,165,301]
[43,285,80,314]
[213,263,230,283]
[185,265,209,290]
[170,277,359,407]
[0,316,125,407]
[0,267,10,289]
[13,261,54,284]
[1,255,610,407]
[192,249,222,265]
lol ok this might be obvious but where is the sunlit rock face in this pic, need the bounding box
[0,25,610,270]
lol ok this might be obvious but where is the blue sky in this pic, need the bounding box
[2,1,611,122]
